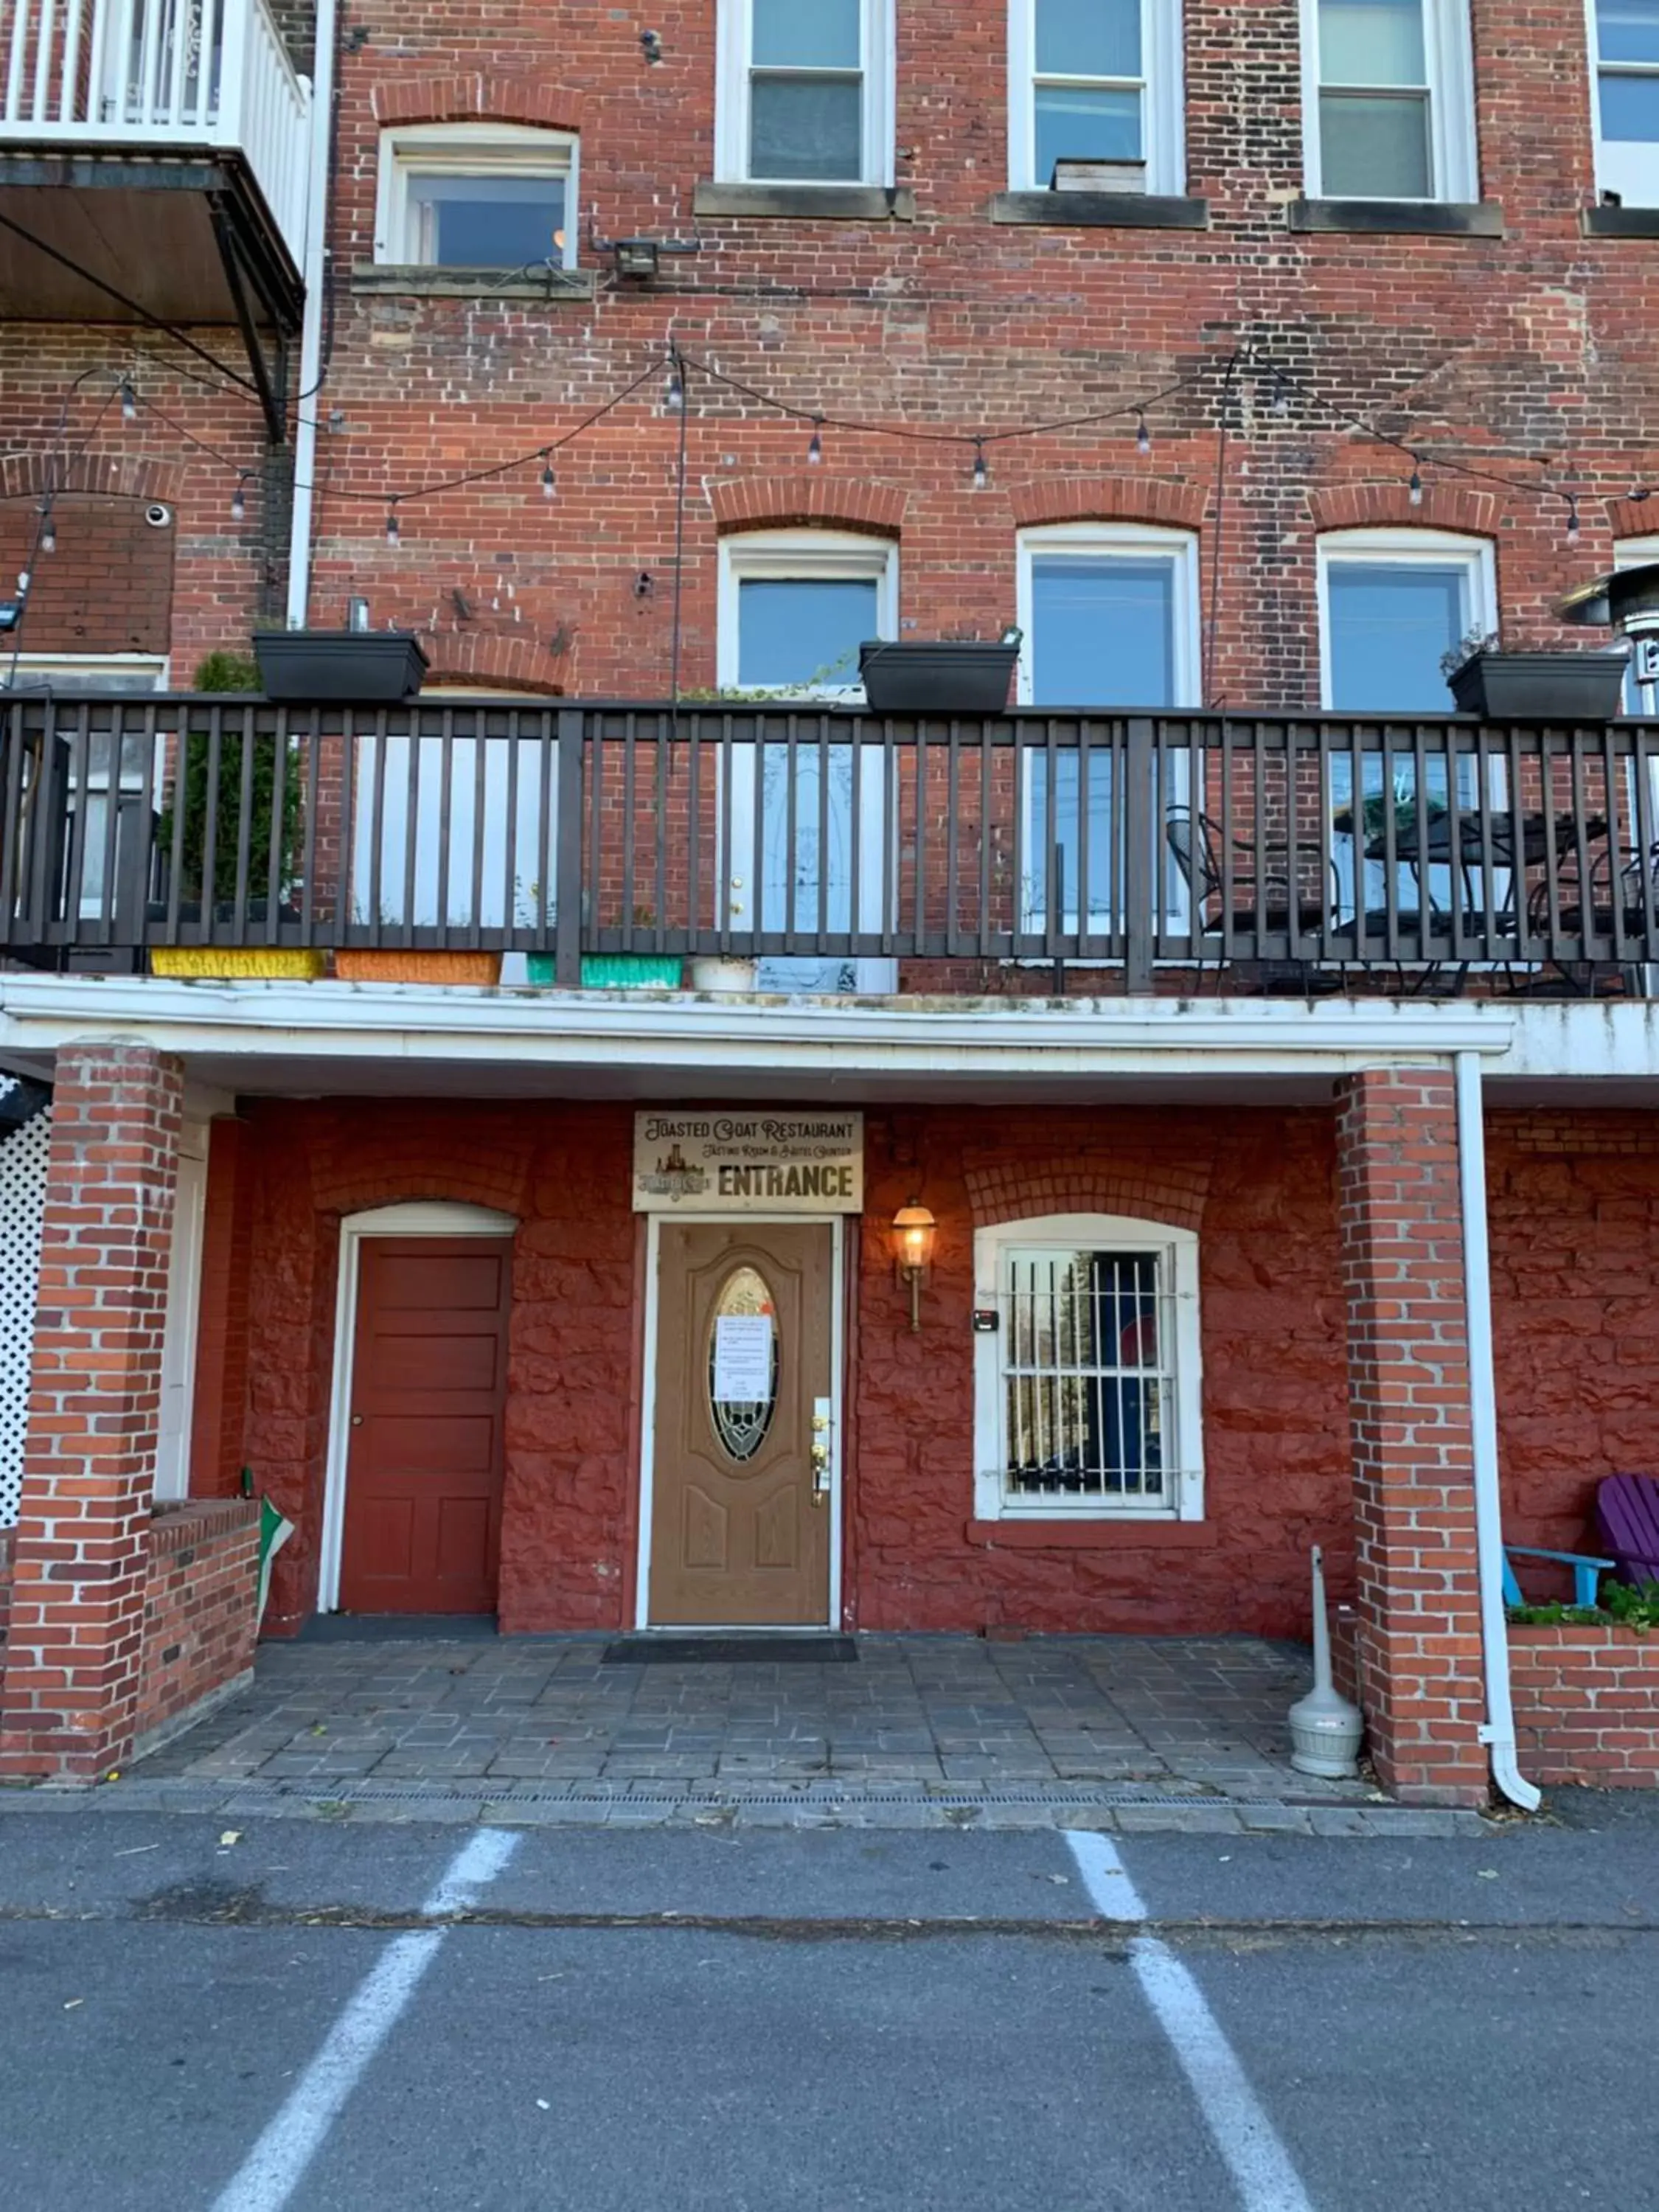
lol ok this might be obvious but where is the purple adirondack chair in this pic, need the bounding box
[1596,1475,1659,1586]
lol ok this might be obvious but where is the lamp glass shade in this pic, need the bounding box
[892,1201,936,1272]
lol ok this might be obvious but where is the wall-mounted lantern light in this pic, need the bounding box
[891,1199,936,1333]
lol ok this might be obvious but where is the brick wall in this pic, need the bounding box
[0,495,174,656]
[2,2,1658,693]
[1509,1625,1659,1786]
[132,1500,261,1752]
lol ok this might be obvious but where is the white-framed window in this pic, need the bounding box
[1015,523,1200,931]
[717,529,898,698]
[1616,535,1659,711]
[0,656,169,919]
[973,1212,1203,1522]
[715,0,895,185]
[1590,0,1659,204]
[1318,527,1498,914]
[0,653,167,691]
[1300,0,1478,200]
[1007,0,1186,194]
[374,125,577,269]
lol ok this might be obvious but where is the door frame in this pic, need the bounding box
[319,1200,519,1614]
[634,1211,846,1632]
[153,1121,209,1503]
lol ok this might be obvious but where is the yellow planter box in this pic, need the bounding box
[150,947,325,981]
[333,950,503,985]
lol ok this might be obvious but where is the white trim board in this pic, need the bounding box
[634,1211,846,1632]
[153,1123,210,1503]
[319,1201,519,1615]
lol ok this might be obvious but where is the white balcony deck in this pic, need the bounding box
[0,0,310,265]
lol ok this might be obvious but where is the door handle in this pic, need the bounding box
[810,1397,832,1503]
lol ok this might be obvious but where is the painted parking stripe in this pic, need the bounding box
[1068,1833,1315,2212]
[212,1827,521,2212]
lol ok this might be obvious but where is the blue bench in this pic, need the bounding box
[1502,1545,1615,1610]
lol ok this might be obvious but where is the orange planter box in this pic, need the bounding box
[333,950,503,985]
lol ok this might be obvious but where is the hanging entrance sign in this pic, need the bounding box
[633,1112,864,1212]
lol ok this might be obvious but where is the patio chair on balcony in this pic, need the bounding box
[1517,838,1658,998]
[1165,807,1345,992]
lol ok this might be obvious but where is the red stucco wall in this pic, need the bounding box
[229,1096,1362,1641]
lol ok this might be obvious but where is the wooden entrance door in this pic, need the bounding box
[648,1222,834,1627]
[339,1237,512,1614]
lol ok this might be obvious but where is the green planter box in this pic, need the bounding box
[529,953,684,988]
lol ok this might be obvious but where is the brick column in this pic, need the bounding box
[1335,1065,1488,1806]
[0,1043,184,1781]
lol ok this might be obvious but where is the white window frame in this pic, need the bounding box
[1588,0,1659,204]
[717,529,899,699]
[714,0,896,186]
[1616,535,1659,711]
[973,1211,1204,1524]
[373,124,579,268]
[1298,0,1478,201]
[1006,0,1186,195]
[0,653,167,691]
[1315,526,1496,709]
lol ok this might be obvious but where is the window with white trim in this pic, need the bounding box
[1616,535,1658,710]
[375,125,577,269]
[1007,0,1186,194]
[973,1214,1203,1521]
[1591,0,1659,204]
[716,0,894,184]
[1301,0,1477,200]
[1015,524,1200,931]
[718,530,897,698]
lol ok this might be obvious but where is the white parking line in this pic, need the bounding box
[212,1827,521,2212]
[1067,1832,1316,2212]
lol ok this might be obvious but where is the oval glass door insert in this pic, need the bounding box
[708,1265,779,1462]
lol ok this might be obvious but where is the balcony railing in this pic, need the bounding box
[4,695,1659,994]
[0,0,310,258]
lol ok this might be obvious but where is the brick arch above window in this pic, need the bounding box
[964,1158,1211,1233]
[1306,482,1497,538]
[1607,498,1659,543]
[309,1149,533,1220]
[416,629,569,695]
[369,73,585,132]
[1009,476,1208,533]
[0,450,184,503]
[709,476,907,539]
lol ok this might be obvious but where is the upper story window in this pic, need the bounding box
[717,530,897,696]
[973,1213,1204,1523]
[1301,0,1477,201]
[1007,0,1186,194]
[375,125,577,269]
[1317,528,1495,710]
[1592,0,1659,204]
[717,0,894,184]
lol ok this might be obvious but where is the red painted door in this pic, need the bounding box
[338,1237,512,1614]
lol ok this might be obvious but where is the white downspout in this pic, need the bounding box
[1455,1048,1541,1812]
[285,0,338,630]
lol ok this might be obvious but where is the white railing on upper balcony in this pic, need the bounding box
[0,0,310,264]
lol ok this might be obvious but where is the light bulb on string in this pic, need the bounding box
[119,378,137,423]
[1270,372,1290,418]
[664,355,684,411]
[1135,409,1152,457]
[806,417,824,466]
[1408,462,1423,507]
[1565,493,1581,550]
[971,439,989,492]
[37,504,55,555]
[540,451,556,499]
[230,473,248,523]
[385,500,401,547]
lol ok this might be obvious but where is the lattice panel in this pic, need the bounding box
[0,1105,50,1527]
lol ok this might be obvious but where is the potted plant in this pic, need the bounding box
[1441,627,1627,718]
[858,629,1022,714]
[150,653,324,980]
[254,627,428,702]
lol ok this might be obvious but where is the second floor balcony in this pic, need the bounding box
[4,693,1658,1003]
[0,0,308,347]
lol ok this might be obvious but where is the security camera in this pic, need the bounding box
[144,502,172,528]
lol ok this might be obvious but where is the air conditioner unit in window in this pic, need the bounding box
[1051,158,1146,193]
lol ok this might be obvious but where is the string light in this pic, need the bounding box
[230,473,249,522]
[971,438,989,492]
[664,355,684,411]
[1408,461,1423,507]
[384,499,400,546]
[1270,371,1290,418]
[1135,408,1152,456]
[1565,493,1581,549]
[36,501,54,555]
[119,378,136,423]
[539,451,556,499]
[806,417,824,466]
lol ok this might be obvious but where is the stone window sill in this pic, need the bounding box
[964,1517,1215,1550]
[1582,204,1659,237]
[987,190,1208,230]
[692,180,917,222]
[351,262,597,300]
[1287,198,1503,237]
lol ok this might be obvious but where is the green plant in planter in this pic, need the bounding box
[1360,772,1450,844]
[1506,1578,1659,1632]
[158,650,299,908]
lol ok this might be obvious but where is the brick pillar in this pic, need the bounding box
[0,1043,184,1780]
[1335,1065,1488,1807]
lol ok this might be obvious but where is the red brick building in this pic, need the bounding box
[4,0,1659,1805]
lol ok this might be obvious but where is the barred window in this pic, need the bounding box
[974,1214,1203,1522]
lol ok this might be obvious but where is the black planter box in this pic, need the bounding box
[1447,650,1627,720]
[254,630,428,702]
[859,639,1020,714]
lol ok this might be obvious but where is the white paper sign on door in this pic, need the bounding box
[713,1314,773,1402]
